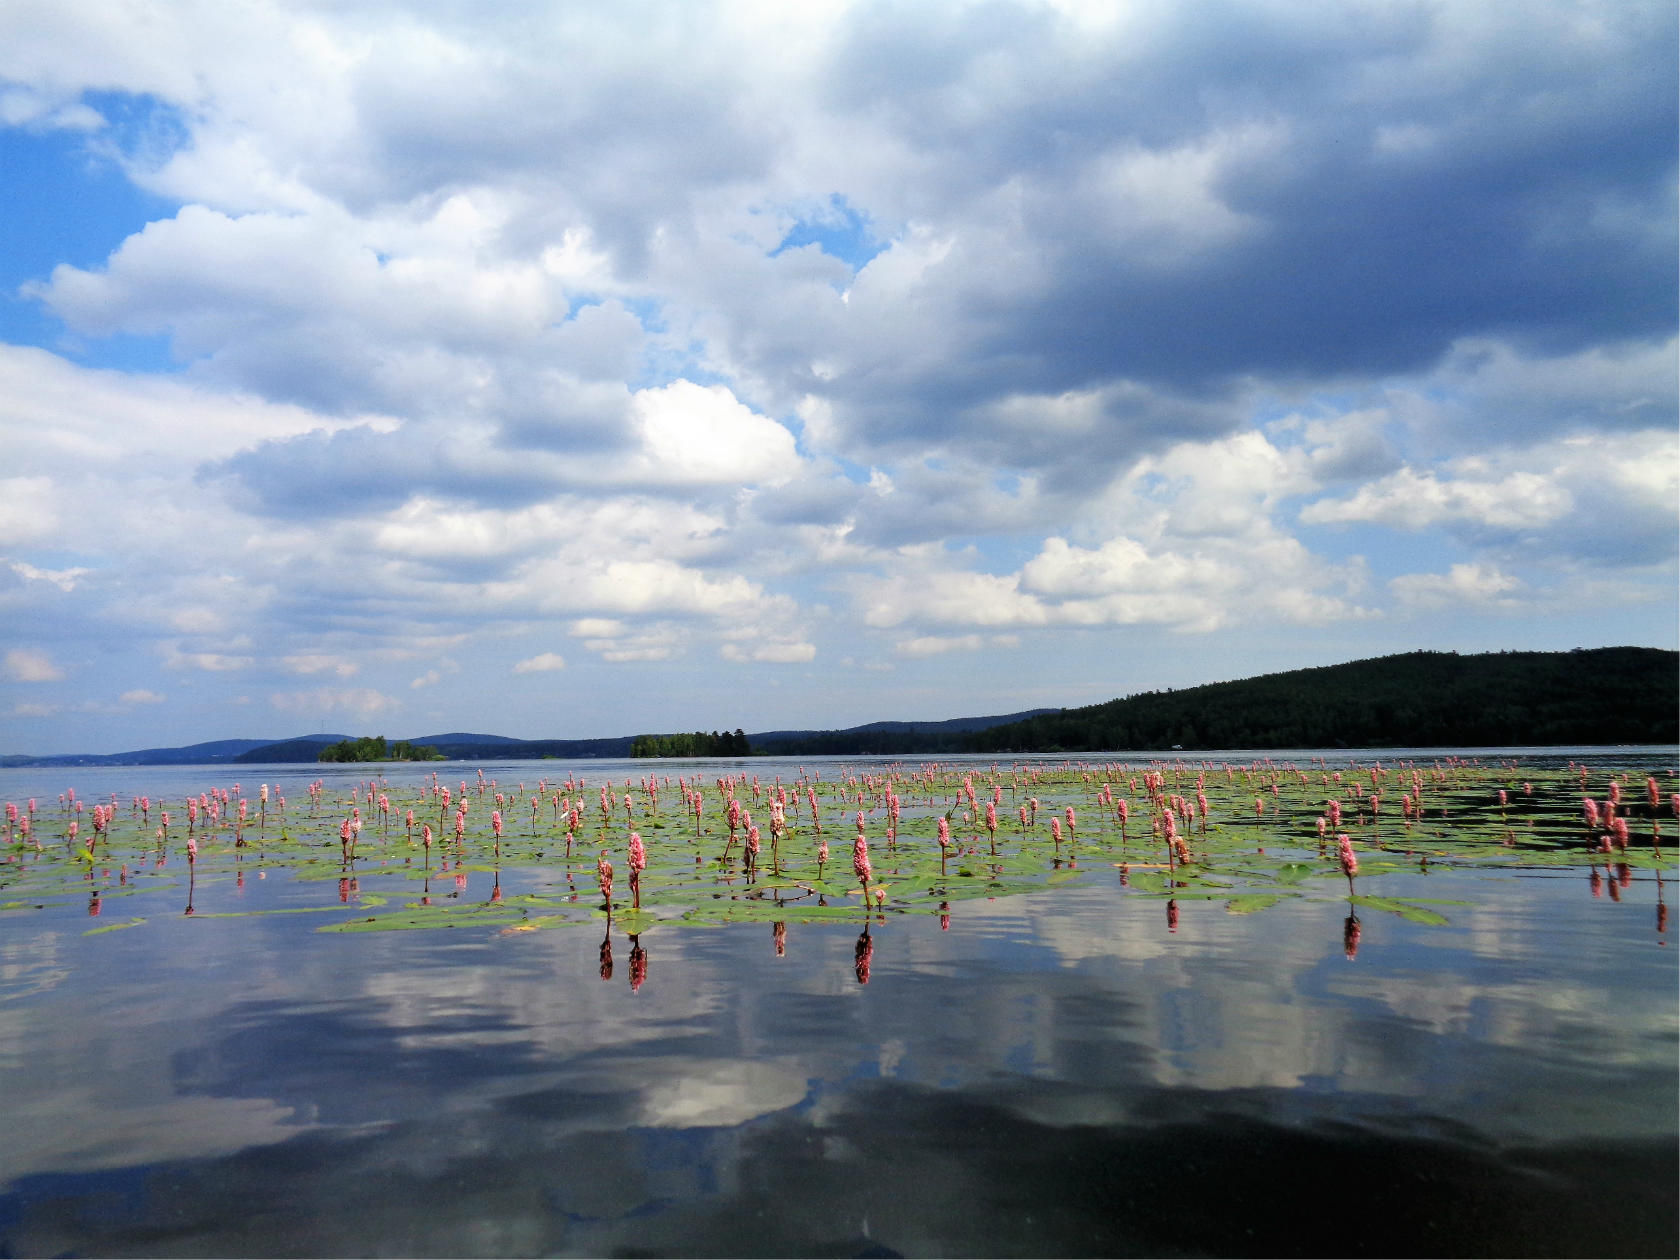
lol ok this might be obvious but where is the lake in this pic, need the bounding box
[0,750,1674,1257]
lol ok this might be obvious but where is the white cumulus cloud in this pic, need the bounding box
[270,688,400,717]
[513,652,567,673]
[1390,563,1525,610]
[4,648,64,682]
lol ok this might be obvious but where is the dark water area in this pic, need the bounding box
[0,751,1674,1257]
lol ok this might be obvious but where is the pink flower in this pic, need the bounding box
[1337,834,1358,879]
[852,832,872,886]
[628,831,646,872]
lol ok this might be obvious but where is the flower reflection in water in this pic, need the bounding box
[854,929,873,984]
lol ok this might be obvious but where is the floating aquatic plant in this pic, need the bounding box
[0,760,1670,946]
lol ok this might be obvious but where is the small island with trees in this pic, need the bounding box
[631,729,751,758]
[316,735,444,762]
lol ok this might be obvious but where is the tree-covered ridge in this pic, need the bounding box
[317,736,443,762]
[631,729,751,758]
[754,727,987,757]
[965,648,1679,753]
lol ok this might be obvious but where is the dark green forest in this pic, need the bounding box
[754,728,988,757]
[631,729,751,758]
[317,736,443,762]
[963,648,1678,753]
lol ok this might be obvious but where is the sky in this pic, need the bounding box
[0,0,1674,754]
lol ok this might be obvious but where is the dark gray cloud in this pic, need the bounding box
[332,15,779,276]
[207,422,561,519]
[754,0,1678,457]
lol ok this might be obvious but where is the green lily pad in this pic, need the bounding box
[1348,895,1452,926]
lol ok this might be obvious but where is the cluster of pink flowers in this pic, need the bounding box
[852,831,872,887]
[1337,834,1359,879]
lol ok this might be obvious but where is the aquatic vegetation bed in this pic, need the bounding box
[2,758,1674,941]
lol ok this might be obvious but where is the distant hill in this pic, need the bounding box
[7,652,1673,766]
[231,734,640,763]
[231,737,348,764]
[5,709,1056,767]
[411,732,530,746]
[964,648,1678,753]
[748,709,1061,756]
[2,736,351,768]
[426,736,637,760]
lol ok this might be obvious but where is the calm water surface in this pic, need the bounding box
[0,752,1674,1257]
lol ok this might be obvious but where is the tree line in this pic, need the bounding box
[963,648,1678,753]
[631,729,751,758]
[317,735,444,762]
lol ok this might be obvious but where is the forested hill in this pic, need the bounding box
[748,709,1059,757]
[963,648,1678,753]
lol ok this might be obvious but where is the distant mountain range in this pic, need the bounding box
[0,736,356,768]
[4,648,1673,767]
[0,711,1059,767]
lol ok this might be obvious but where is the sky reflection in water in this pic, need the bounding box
[0,754,1674,1257]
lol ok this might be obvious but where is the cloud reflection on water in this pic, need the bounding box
[0,854,1673,1255]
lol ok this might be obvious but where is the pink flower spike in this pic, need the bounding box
[852,832,872,887]
[1337,834,1358,879]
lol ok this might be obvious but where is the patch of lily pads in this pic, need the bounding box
[0,758,1670,939]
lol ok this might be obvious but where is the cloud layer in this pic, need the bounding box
[0,0,1673,750]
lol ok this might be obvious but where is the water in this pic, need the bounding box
[0,752,1674,1256]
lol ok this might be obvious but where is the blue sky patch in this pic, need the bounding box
[0,93,182,368]
[771,195,887,272]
